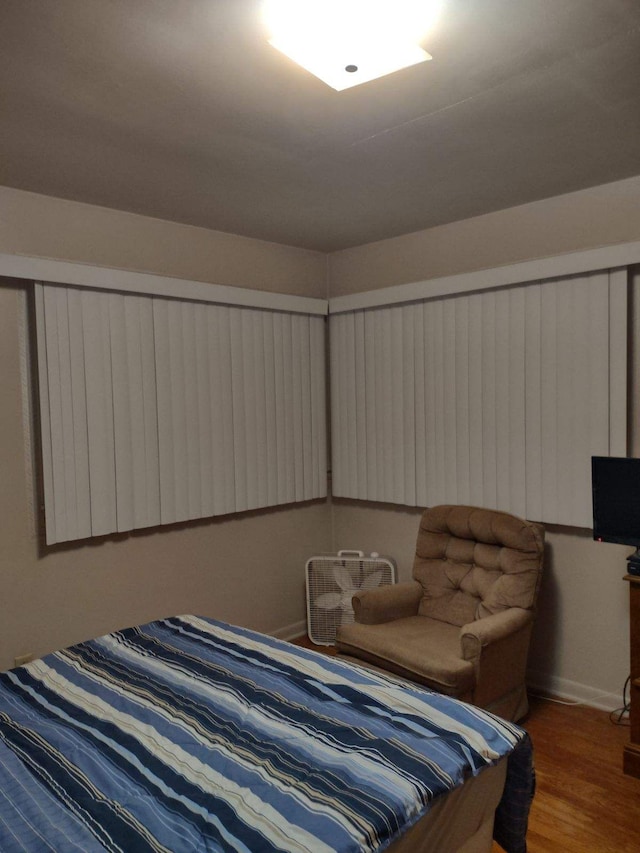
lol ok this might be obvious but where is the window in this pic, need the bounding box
[330,269,627,527]
[35,283,326,544]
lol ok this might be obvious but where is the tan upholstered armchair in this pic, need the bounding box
[336,505,545,721]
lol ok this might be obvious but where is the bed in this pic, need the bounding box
[0,615,533,852]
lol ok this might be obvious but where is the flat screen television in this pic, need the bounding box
[592,456,640,572]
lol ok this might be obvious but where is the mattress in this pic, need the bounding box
[0,615,532,852]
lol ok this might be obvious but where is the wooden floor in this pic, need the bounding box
[292,637,640,853]
[504,695,640,853]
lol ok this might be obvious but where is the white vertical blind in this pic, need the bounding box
[330,270,628,527]
[35,283,326,544]
[109,292,160,532]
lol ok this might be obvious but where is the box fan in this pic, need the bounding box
[305,550,397,645]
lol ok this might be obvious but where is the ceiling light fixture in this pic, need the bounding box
[262,0,442,91]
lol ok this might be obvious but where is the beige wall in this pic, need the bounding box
[0,185,328,298]
[328,180,640,707]
[329,175,640,295]
[0,192,329,671]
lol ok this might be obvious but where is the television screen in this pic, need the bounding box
[592,456,640,547]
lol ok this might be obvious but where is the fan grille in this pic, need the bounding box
[305,554,396,645]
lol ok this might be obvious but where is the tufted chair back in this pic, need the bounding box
[414,504,545,627]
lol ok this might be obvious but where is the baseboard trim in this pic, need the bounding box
[271,620,307,642]
[527,671,625,713]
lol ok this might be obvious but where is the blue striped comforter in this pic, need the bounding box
[0,616,528,852]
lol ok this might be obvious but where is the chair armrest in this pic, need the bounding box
[352,581,422,625]
[460,608,532,663]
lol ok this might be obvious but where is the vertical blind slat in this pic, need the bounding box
[454,297,470,505]
[153,298,174,525]
[183,303,202,520]
[195,307,213,518]
[67,289,91,538]
[571,277,593,525]
[273,311,288,503]
[586,275,609,456]
[291,313,305,503]
[480,290,498,510]
[354,311,367,499]
[402,305,416,506]
[83,289,117,536]
[442,299,457,503]
[508,287,527,518]
[217,306,237,513]
[609,269,629,456]
[57,288,77,539]
[343,313,357,497]
[391,308,404,504]
[413,305,426,507]
[315,316,328,496]
[555,278,574,525]
[109,292,134,532]
[539,282,558,522]
[524,285,542,522]
[262,312,278,507]
[328,313,340,496]
[299,315,313,500]
[340,313,353,498]
[34,284,56,543]
[282,313,296,502]
[230,307,247,511]
[316,319,324,499]
[374,310,386,501]
[45,287,68,540]
[494,289,511,512]
[251,311,266,507]
[251,310,264,508]
[242,309,259,509]
[382,308,395,499]
[467,293,484,507]
[432,302,447,504]
[167,301,188,522]
[423,302,438,505]
[117,291,159,530]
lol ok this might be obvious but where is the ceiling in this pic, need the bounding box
[2,0,640,253]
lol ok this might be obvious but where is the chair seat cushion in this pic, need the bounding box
[336,616,475,697]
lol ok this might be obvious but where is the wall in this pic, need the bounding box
[329,175,640,295]
[0,185,328,298]
[328,177,640,710]
[0,188,329,671]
